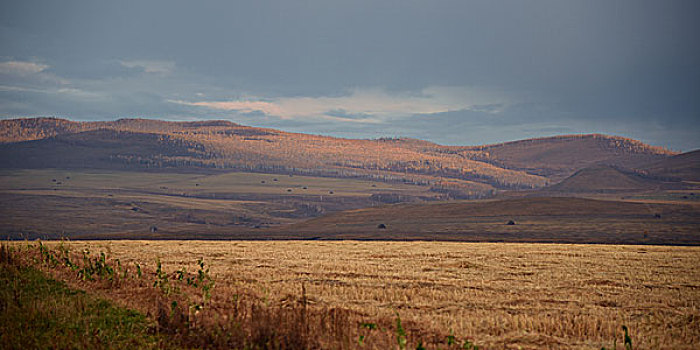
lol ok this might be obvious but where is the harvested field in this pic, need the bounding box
[35,240,700,349]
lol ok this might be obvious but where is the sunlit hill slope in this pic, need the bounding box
[0,117,676,197]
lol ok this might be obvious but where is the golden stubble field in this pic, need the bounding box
[50,240,700,349]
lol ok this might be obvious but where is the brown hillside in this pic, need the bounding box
[546,165,657,193]
[0,129,211,169]
[0,118,676,195]
[0,117,243,143]
[0,117,90,142]
[460,134,674,180]
[638,149,700,182]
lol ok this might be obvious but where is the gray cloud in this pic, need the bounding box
[119,60,175,75]
[0,0,698,151]
[324,109,374,120]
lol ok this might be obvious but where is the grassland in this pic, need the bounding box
[0,168,433,239]
[281,196,700,245]
[14,240,700,349]
[2,169,698,244]
[0,168,419,197]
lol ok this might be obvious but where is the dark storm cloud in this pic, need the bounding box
[0,0,698,150]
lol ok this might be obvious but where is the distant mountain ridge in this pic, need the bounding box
[0,117,679,197]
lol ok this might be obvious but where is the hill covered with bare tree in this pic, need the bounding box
[0,117,676,197]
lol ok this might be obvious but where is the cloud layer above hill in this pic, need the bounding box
[1,1,698,150]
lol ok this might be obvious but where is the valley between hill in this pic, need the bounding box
[0,117,698,244]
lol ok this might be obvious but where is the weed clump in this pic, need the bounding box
[602,325,634,350]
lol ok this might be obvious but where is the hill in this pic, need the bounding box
[637,149,700,182]
[0,117,677,197]
[0,117,241,143]
[544,165,657,193]
[0,129,210,169]
[459,134,674,181]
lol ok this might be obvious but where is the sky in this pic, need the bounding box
[1,1,698,151]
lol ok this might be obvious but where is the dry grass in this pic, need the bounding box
[0,168,424,198]
[4,170,697,244]
[30,240,700,349]
[0,169,437,239]
[281,197,700,245]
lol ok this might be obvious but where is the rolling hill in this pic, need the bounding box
[458,134,675,181]
[0,129,210,169]
[0,117,679,197]
[532,150,700,195]
[544,165,658,193]
[1,117,698,243]
[637,149,700,182]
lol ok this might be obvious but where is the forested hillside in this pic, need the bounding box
[0,117,675,197]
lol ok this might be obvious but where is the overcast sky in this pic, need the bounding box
[1,1,698,150]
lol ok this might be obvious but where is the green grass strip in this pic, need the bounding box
[0,264,172,349]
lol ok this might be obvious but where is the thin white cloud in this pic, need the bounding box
[0,84,102,100]
[56,87,103,98]
[0,60,70,86]
[170,86,511,122]
[318,113,384,124]
[119,60,175,74]
[0,61,49,75]
[0,85,45,93]
[172,100,285,116]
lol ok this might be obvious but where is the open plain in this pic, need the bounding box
[2,168,698,244]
